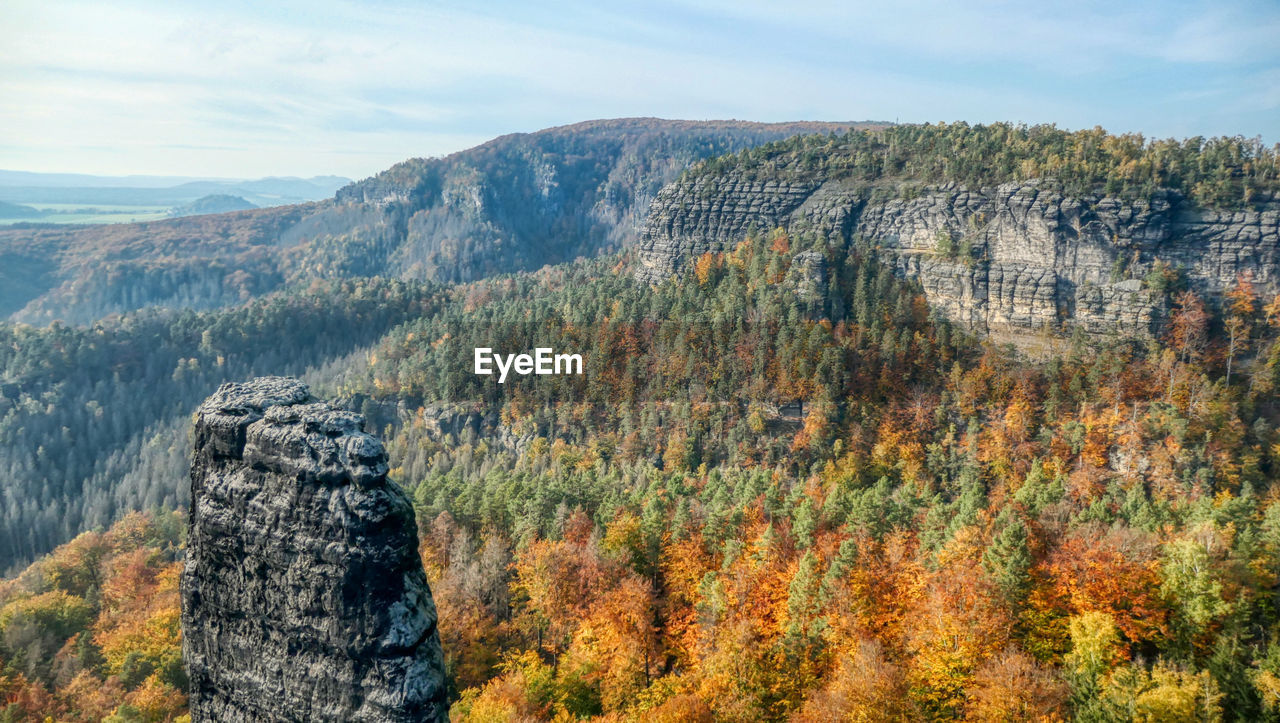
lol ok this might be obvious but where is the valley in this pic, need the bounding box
[0,120,1278,720]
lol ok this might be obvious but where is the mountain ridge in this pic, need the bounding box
[0,118,878,325]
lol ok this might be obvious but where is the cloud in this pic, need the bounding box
[0,0,1276,178]
[1157,7,1280,64]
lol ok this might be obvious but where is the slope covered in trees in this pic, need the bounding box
[0,278,444,567]
[688,122,1280,208]
[7,231,1280,719]
[0,119,871,325]
[4,121,1280,720]
[4,229,1280,719]
[0,511,186,722]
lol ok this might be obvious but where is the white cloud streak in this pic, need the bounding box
[0,0,1276,178]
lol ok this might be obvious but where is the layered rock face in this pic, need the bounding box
[639,175,1280,337]
[182,377,447,722]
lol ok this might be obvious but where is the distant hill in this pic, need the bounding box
[0,200,39,219]
[167,194,258,218]
[0,172,351,208]
[0,118,881,323]
[0,169,229,188]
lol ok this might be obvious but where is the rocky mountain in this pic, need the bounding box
[0,119,877,325]
[183,377,447,722]
[327,118,877,284]
[637,123,1280,338]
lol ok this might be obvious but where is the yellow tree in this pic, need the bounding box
[906,527,1012,718]
[965,646,1069,722]
[1224,274,1257,385]
[562,575,659,712]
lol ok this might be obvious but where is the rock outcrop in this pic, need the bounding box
[181,377,447,722]
[639,175,1280,338]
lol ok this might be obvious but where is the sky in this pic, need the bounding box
[1,0,1278,181]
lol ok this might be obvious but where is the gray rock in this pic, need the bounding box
[182,376,447,723]
[789,250,828,302]
[638,174,1280,339]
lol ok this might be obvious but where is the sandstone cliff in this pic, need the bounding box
[639,175,1280,337]
[182,377,447,722]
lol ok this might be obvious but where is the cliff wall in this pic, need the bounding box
[639,176,1280,336]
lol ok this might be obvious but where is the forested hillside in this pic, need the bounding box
[359,230,1280,721]
[0,278,443,567]
[0,512,186,721]
[4,230,1280,719]
[0,119,869,325]
[687,122,1280,208]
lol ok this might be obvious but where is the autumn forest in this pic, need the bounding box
[0,211,1278,720]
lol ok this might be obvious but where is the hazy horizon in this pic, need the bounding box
[0,168,352,186]
[3,0,1279,180]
